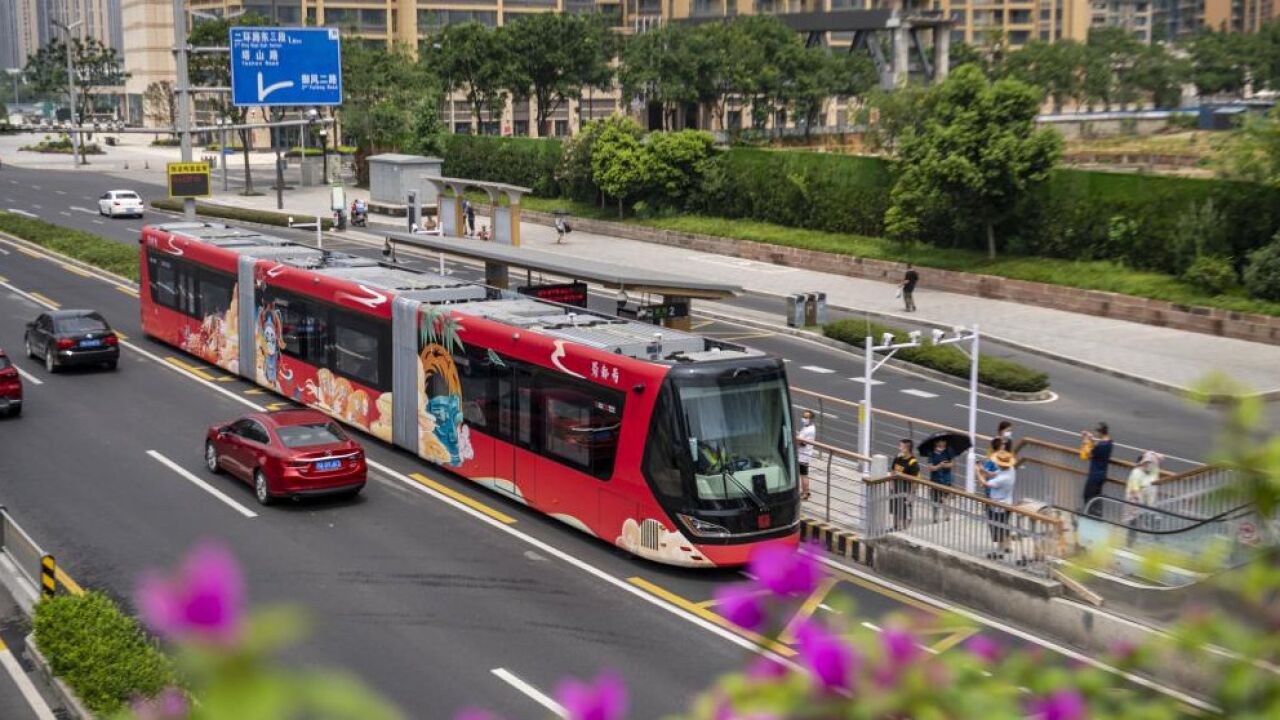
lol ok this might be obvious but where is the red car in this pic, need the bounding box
[204,410,366,505]
[0,348,21,417]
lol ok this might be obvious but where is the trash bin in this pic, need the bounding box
[803,293,818,327]
[786,293,806,327]
[812,292,828,325]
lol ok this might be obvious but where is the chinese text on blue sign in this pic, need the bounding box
[230,27,342,107]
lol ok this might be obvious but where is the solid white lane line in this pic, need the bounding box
[900,388,939,399]
[0,644,57,720]
[848,377,884,386]
[14,366,42,386]
[146,450,258,519]
[30,185,40,191]
[491,669,566,718]
[30,204,41,210]
[0,246,8,255]
[801,365,836,374]
[955,405,1204,466]
[54,190,66,195]
[69,206,96,214]
[92,219,104,225]
[58,211,71,217]
[814,554,1219,713]
[5,209,37,218]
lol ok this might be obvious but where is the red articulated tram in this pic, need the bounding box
[139,222,799,566]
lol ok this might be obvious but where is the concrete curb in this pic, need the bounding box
[695,307,1054,403]
[24,635,93,720]
[801,518,873,566]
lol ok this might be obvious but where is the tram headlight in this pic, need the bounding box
[678,514,731,538]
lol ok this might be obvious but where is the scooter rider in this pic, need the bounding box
[350,198,368,227]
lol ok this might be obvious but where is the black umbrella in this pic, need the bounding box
[918,432,971,458]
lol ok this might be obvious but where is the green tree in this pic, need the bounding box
[730,15,795,130]
[23,36,128,161]
[778,45,876,138]
[402,93,446,157]
[949,41,988,76]
[590,115,650,216]
[340,39,430,181]
[1186,29,1250,97]
[502,12,613,136]
[885,65,1062,259]
[1253,20,1280,92]
[1083,27,1145,110]
[1130,43,1189,109]
[1003,40,1085,112]
[425,22,509,134]
[1218,106,1280,188]
[862,84,932,153]
[619,23,700,130]
[187,13,269,193]
[645,129,715,206]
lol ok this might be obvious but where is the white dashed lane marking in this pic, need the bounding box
[900,388,940,399]
[801,365,836,374]
[848,377,884,386]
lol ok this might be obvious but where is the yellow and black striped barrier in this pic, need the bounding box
[40,554,56,599]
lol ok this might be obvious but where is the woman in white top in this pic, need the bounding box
[797,411,817,500]
[1124,451,1161,525]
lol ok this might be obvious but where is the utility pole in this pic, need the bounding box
[172,0,195,220]
[52,20,83,167]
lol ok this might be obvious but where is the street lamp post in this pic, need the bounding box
[927,326,982,492]
[858,330,923,471]
[51,19,84,168]
[318,128,328,184]
[218,117,230,191]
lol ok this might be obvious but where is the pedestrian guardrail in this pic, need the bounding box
[864,474,1068,578]
[1151,464,1240,520]
[0,507,49,593]
[800,439,872,532]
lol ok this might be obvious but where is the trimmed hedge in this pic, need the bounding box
[824,318,1050,394]
[0,212,139,281]
[441,135,564,197]
[150,199,334,230]
[33,592,180,716]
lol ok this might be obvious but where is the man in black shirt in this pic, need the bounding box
[891,438,920,530]
[901,264,919,312]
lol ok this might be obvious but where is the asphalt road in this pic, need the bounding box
[0,163,1243,471]
[0,202,1214,715]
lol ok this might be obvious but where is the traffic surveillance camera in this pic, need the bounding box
[881,332,895,346]
[306,108,320,122]
[907,330,921,344]
[931,329,945,345]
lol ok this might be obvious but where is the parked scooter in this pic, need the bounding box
[351,205,368,227]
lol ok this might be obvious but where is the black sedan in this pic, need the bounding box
[24,310,120,372]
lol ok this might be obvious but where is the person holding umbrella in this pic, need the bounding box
[919,432,970,522]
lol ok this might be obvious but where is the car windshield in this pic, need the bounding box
[276,422,349,448]
[116,192,139,200]
[676,375,795,501]
[0,356,10,370]
[55,315,109,334]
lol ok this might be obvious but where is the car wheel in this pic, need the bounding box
[205,441,222,474]
[9,406,19,417]
[254,469,273,506]
[44,349,56,373]
[24,336,34,359]
[103,360,117,371]
[344,485,365,501]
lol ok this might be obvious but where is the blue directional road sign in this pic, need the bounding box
[230,27,342,107]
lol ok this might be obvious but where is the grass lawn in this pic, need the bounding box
[0,212,139,282]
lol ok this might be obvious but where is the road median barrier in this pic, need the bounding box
[150,198,334,230]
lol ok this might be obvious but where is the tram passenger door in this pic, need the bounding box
[496,365,536,506]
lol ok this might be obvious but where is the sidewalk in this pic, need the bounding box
[52,134,1280,397]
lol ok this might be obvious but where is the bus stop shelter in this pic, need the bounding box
[380,231,740,330]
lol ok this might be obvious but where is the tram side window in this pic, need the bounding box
[147,252,178,309]
[642,384,686,502]
[333,312,389,391]
[271,292,329,367]
[539,373,624,480]
[454,346,495,430]
[198,270,234,319]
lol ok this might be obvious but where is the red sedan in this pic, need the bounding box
[0,348,22,417]
[204,410,366,505]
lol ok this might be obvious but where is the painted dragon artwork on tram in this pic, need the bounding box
[417,306,473,468]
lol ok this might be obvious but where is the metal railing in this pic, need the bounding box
[864,474,1067,577]
[0,508,47,591]
[1151,464,1240,520]
[800,438,871,532]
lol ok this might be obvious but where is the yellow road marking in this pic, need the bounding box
[408,473,516,524]
[27,291,58,308]
[60,263,93,278]
[244,388,266,395]
[628,577,796,657]
[114,330,128,340]
[214,375,237,382]
[0,274,7,282]
[164,356,215,381]
[16,246,41,258]
[929,626,978,654]
[265,401,294,411]
[827,568,938,616]
[55,567,84,596]
[690,320,714,330]
[778,576,838,644]
[115,285,139,298]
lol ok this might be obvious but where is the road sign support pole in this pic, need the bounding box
[275,148,284,210]
[966,325,980,494]
[172,0,195,221]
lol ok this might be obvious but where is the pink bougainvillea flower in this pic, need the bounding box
[556,671,627,720]
[745,655,789,681]
[715,584,765,631]
[795,621,858,693]
[748,543,821,597]
[1027,689,1087,720]
[881,627,920,666]
[131,687,188,720]
[964,634,1002,663]
[137,541,244,643]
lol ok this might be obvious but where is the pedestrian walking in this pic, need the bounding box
[1080,422,1114,517]
[925,437,954,521]
[977,446,1017,560]
[891,439,920,530]
[797,410,817,501]
[464,200,476,236]
[555,214,568,244]
[900,263,919,312]
[1124,451,1161,528]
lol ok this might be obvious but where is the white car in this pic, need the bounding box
[98,190,145,218]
